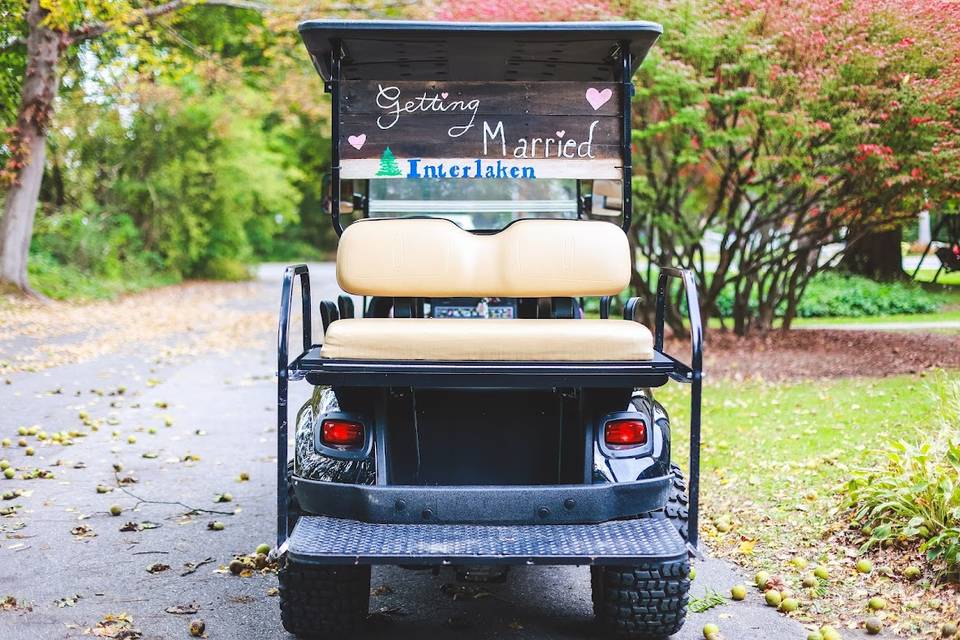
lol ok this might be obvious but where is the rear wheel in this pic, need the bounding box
[591,559,691,639]
[286,461,300,534]
[662,463,690,541]
[279,464,370,638]
[591,466,691,638]
[278,558,371,639]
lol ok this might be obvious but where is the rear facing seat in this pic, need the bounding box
[321,218,654,362]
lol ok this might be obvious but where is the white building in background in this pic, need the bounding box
[918,210,931,246]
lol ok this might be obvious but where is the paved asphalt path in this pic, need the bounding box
[0,264,808,640]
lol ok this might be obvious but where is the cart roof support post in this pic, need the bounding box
[620,41,633,233]
[326,41,344,237]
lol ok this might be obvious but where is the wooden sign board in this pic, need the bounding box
[339,81,623,180]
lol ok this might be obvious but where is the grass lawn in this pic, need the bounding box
[656,373,959,637]
[789,310,960,327]
[914,269,960,286]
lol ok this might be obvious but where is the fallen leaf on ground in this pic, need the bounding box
[55,594,82,607]
[87,613,141,639]
[146,563,170,574]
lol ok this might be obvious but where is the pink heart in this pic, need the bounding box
[441,92,449,99]
[347,134,366,150]
[585,87,613,111]
[556,130,566,137]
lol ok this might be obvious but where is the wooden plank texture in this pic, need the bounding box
[343,81,621,116]
[341,158,622,180]
[338,80,624,179]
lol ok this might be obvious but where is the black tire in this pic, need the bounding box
[279,558,371,639]
[662,463,690,541]
[591,466,691,638]
[286,461,300,534]
[591,560,691,639]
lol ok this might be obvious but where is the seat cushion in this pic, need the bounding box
[336,218,631,298]
[320,319,654,362]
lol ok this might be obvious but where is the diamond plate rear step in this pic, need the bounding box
[288,515,687,566]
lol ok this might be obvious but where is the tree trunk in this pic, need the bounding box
[0,0,62,292]
[841,225,905,281]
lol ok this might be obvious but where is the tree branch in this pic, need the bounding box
[69,0,272,44]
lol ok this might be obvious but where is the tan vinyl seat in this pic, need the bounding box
[323,218,655,362]
[320,319,654,362]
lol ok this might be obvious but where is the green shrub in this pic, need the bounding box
[844,373,960,575]
[28,209,178,300]
[27,253,179,301]
[793,272,941,317]
[192,256,251,282]
[713,271,942,318]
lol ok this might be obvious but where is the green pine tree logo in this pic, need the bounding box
[375,146,402,177]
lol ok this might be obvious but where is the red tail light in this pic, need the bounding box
[320,419,364,449]
[604,419,647,448]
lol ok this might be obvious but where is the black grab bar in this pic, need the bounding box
[277,264,312,547]
[653,266,704,550]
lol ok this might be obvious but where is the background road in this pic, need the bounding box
[0,265,808,639]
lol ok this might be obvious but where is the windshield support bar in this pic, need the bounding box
[328,40,345,237]
[620,42,633,233]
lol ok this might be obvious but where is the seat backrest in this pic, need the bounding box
[336,218,630,297]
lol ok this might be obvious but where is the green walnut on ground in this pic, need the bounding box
[779,598,799,613]
[764,590,782,607]
[903,565,922,580]
[819,625,842,640]
[189,619,205,637]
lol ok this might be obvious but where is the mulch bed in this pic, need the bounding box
[667,329,960,381]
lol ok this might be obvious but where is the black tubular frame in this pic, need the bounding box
[326,41,344,237]
[654,267,703,549]
[279,29,705,552]
[277,264,312,548]
[620,41,633,233]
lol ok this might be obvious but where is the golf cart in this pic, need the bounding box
[276,20,704,639]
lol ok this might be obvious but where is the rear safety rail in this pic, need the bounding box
[652,266,703,549]
[277,264,313,547]
[276,262,704,550]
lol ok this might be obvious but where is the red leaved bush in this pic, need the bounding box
[426,0,960,334]
[435,0,616,21]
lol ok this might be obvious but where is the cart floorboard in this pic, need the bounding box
[288,515,687,566]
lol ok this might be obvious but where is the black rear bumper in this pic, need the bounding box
[293,475,671,525]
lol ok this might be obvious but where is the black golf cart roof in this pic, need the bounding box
[298,20,662,82]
